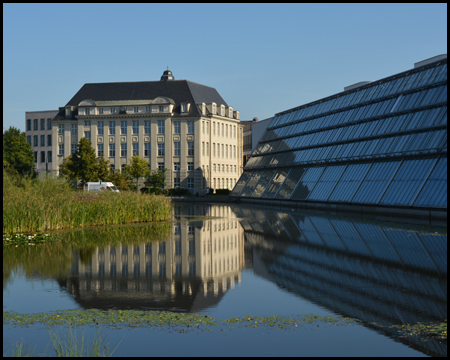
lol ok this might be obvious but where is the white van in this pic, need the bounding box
[84,181,119,193]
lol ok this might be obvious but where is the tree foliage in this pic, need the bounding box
[144,168,166,189]
[3,126,35,175]
[97,154,111,181]
[125,155,150,190]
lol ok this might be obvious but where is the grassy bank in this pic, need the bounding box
[3,171,172,234]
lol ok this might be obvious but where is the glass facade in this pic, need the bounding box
[232,58,447,210]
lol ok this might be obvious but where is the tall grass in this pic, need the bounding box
[3,171,172,234]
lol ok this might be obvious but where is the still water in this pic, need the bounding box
[3,203,447,357]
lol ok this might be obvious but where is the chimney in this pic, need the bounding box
[252,117,258,122]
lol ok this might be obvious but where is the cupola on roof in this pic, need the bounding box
[161,68,175,81]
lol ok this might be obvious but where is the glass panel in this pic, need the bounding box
[328,163,372,202]
[261,168,290,198]
[275,167,307,199]
[240,171,263,197]
[414,157,447,208]
[250,169,277,198]
[352,161,401,204]
[230,171,252,196]
[380,158,436,206]
[290,166,325,200]
[307,165,347,201]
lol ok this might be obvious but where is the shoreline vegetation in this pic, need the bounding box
[3,171,172,234]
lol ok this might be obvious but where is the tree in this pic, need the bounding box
[97,154,111,182]
[3,127,35,175]
[108,170,130,191]
[145,168,166,189]
[125,155,150,191]
[59,137,99,186]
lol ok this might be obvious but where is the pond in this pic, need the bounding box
[3,203,447,357]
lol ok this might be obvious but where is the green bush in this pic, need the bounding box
[167,187,191,196]
[215,189,231,196]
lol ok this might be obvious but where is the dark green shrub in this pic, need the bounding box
[140,187,162,195]
[167,187,191,196]
[215,189,231,196]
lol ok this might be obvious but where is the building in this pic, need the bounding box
[25,110,59,176]
[240,117,273,167]
[26,70,243,192]
[231,55,447,220]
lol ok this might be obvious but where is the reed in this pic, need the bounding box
[3,171,172,234]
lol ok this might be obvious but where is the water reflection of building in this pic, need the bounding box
[60,204,245,312]
[233,206,447,357]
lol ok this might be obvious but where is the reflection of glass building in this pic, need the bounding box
[231,55,447,219]
[60,204,245,312]
[234,206,447,357]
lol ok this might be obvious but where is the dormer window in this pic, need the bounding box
[134,107,139,113]
[111,108,116,114]
[85,108,90,115]
[99,108,103,114]
[202,103,205,115]
[182,104,187,113]
[221,106,225,117]
[229,107,233,117]
[159,106,164,112]
[66,108,71,117]
[212,104,216,114]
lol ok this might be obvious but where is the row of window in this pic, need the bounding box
[254,107,447,156]
[207,121,237,138]
[261,86,446,144]
[270,62,447,128]
[28,134,52,147]
[233,157,447,208]
[33,151,52,163]
[26,118,52,131]
[80,105,166,116]
[246,129,447,169]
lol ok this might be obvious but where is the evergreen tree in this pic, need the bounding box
[3,127,35,175]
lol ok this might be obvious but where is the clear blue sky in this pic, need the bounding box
[3,3,447,132]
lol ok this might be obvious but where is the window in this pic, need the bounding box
[174,121,180,134]
[233,145,236,158]
[213,164,216,172]
[221,123,224,136]
[109,121,115,135]
[213,122,215,135]
[212,104,216,114]
[206,122,208,134]
[221,144,224,157]
[59,145,64,156]
[217,164,220,172]
[188,121,194,134]
[85,108,90,116]
[226,165,229,173]
[109,144,115,157]
[33,119,38,130]
[188,162,194,171]
[187,178,194,189]
[111,108,116,114]
[26,119,31,131]
[34,152,37,163]
[85,131,91,141]
[40,135,45,146]
[145,106,150,113]
[174,162,180,171]
[225,124,228,137]
[234,126,236,138]
[47,151,52,162]
[174,178,180,187]
[85,120,91,127]
[188,142,194,156]
[26,135,31,144]
[110,164,115,172]
[121,143,127,157]
[145,121,151,134]
[213,143,215,157]
[221,107,225,116]
[71,124,77,134]
[202,121,205,134]
[99,108,104,114]
[158,120,164,134]
[121,121,127,134]
[40,119,45,130]
[234,165,236,173]
[134,107,139,113]
[33,135,38,146]
[58,124,64,134]
[144,143,151,157]
[174,142,180,156]
[222,164,225,172]
[98,144,104,157]
[133,143,138,156]
[132,121,139,134]
[158,162,165,171]
[121,164,126,172]
[202,104,205,115]
[41,151,45,163]
[202,142,205,156]
[158,143,165,156]
[98,121,104,135]
[182,104,187,112]
[71,144,77,154]
[206,142,209,156]
[225,145,228,158]
[159,106,164,112]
